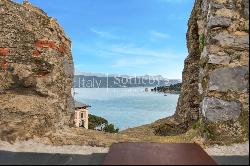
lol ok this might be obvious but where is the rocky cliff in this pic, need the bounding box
[0,0,74,143]
[154,0,249,144]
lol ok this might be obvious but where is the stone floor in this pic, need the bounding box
[0,151,106,165]
[0,151,249,165]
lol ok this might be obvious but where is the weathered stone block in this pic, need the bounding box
[58,45,66,53]
[215,8,239,18]
[1,61,8,70]
[208,54,231,65]
[35,40,59,50]
[202,97,242,122]
[243,0,249,19]
[63,58,74,78]
[209,2,224,10]
[0,48,9,56]
[211,33,249,50]
[209,66,249,92]
[32,50,41,57]
[198,83,203,95]
[201,0,208,12]
[208,16,231,29]
[200,46,208,59]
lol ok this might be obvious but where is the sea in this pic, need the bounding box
[74,87,179,131]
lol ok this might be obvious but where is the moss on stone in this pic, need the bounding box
[238,110,249,140]
[199,33,206,52]
[193,117,248,146]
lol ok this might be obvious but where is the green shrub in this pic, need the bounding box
[88,114,108,129]
[88,114,119,133]
[103,124,119,133]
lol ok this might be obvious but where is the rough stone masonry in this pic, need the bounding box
[0,0,74,142]
[153,0,249,144]
[197,0,249,143]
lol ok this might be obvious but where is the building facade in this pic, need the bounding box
[74,101,90,129]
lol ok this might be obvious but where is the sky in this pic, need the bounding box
[14,0,195,79]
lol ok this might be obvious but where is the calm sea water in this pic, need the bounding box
[74,88,179,131]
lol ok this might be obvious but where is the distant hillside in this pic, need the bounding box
[74,74,181,88]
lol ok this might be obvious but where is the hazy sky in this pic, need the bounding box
[14,0,194,79]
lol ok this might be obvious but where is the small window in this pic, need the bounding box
[81,112,84,119]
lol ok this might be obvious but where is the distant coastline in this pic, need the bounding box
[74,87,178,130]
[74,73,181,88]
[151,83,182,94]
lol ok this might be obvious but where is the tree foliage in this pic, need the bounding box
[88,114,119,133]
[88,114,108,130]
[103,124,119,133]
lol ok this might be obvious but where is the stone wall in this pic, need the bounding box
[0,0,74,142]
[197,0,249,143]
[154,0,249,144]
[152,0,203,136]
